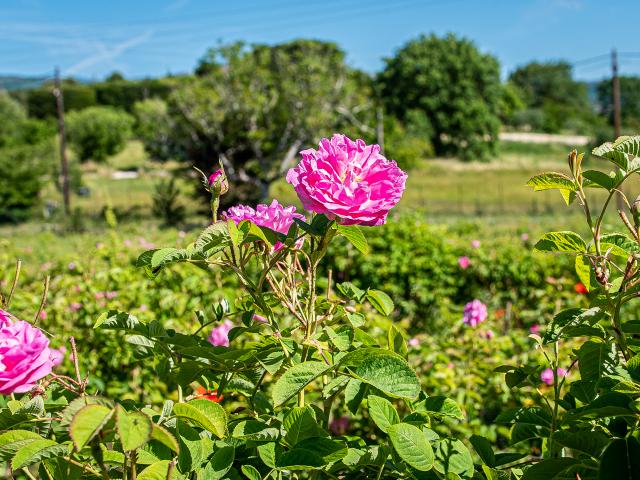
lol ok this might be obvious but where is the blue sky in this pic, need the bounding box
[1,0,639,81]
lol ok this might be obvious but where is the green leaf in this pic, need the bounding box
[521,458,580,480]
[0,430,42,460]
[593,136,640,171]
[69,404,114,450]
[202,446,235,480]
[232,420,279,441]
[434,438,474,478]
[276,448,325,470]
[574,255,597,292]
[194,222,230,254]
[336,224,369,255]
[469,435,495,467]
[94,310,147,334]
[366,289,394,316]
[420,396,464,420]
[387,423,434,472]
[137,460,172,480]
[296,437,348,463]
[283,407,323,446]
[599,437,640,480]
[494,407,551,427]
[553,430,609,458]
[582,169,620,190]
[272,361,331,407]
[368,395,400,433]
[150,248,189,269]
[241,465,262,480]
[534,231,586,253]
[115,406,152,451]
[387,324,408,357]
[173,399,227,439]
[543,307,603,344]
[11,439,67,469]
[150,423,180,454]
[345,378,368,414]
[577,340,617,383]
[526,172,576,192]
[353,352,420,399]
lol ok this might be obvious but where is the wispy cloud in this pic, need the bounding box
[164,0,190,12]
[65,30,154,75]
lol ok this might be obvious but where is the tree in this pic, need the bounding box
[597,76,640,131]
[0,90,27,148]
[67,106,134,162]
[168,40,375,205]
[133,98,176,161]
[508,61,594,133]
[378,33,501,161]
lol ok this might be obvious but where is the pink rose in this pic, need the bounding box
[222,200,305,251]
[483,329,495,340]
[541,367,568,385]
[471,240,481,249]
[208,320,234,347]
[408,337,420,348]
[286,134,407,226]
[0,310,55,394]
[208,169,224,186]
[458,256,471,269]
[463,300,488,327]
[529,324,541,334]
[50,347,66,366]
[329,415,349,435]
[252,314,268,324]
[69,302,82,312]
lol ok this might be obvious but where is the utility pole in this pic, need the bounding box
[612,48,622,138]
[53,66,70,215]
[611,49,624,210]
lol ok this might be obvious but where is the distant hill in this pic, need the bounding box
[0,75,53,91]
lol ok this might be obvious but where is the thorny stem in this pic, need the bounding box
[4,259,21,308]
[33,275,50,324]
[69,337,87,394]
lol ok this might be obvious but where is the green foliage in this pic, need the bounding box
[133,99,177,161]
[379,33,502,161]
[67,106,134,162]
[152,177,186,227]
[508,61,598,133]
[597,76,640,131]
[169,39,375,204]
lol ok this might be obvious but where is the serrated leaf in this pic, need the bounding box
[11,439,67,469]
[366,289,394,317]
[272,361,331,407]
[150,423,179,453]
[241,465,262,480]
[70,404,114,450]
[283,407,323,446]
[534,231,586,253]
[202,446,235,480]
[469,435,495,467]
[420,396,464,419]
[137,460,173,480]
[336,224,369,255]
[526,172,576,192]
[387,423,434,472]
[353,353,420,400]
[173,399,227,438]
[0,430,42,460]
[368,395,400,433]
[116,405,152,451]
[543,307,603,344]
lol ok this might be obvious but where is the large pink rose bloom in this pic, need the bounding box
[0,310,55,394]
[286,134,407,226]
[222,199,305,251]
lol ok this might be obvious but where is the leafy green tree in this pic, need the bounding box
[508,61,594,133]
[133,98,176,161]
[67,106,134,162]
[168,40,375,204]
[597,75,640,131]
[378,33,501,161]
[0,90,27,148]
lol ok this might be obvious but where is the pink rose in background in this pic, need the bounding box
[484,329,495,340]
[50,346,66,366]
[520,233,529,242]
[252,314,268,324]
[463,300,488,327]
[208,320,234,347]
[529,324,541,334]
[458,256,471,269]
[106,291,118,300]
[223,200,305,251]
[39,311,47,320]
[471,240,481,249]
[0,311,55,394]
[286,134,407,226]
[69,302,82,312]
[68,262,76,270]
[541,367,568,385]
[329,415,349,435]
[408,337,420,348]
